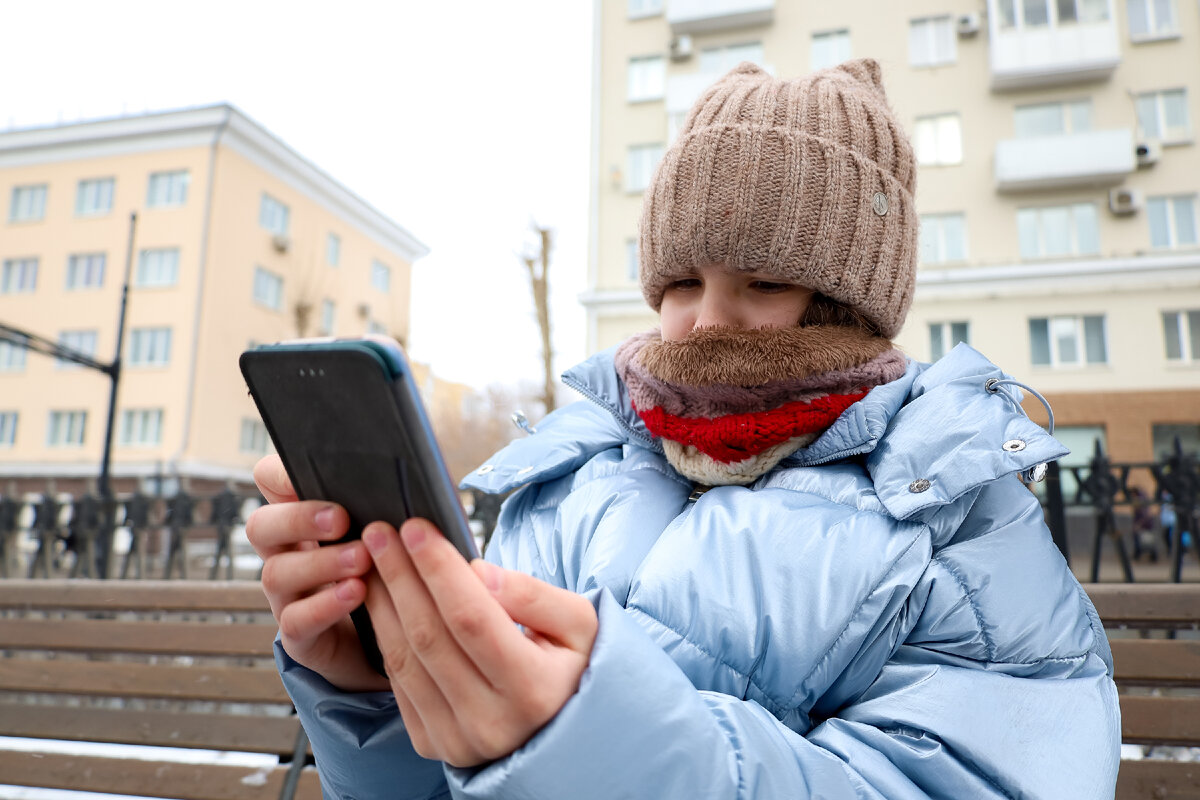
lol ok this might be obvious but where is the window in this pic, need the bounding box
[919,213,968,264]
[0,412,15,447]
[240,418,270,455]
[698,42,765,74]
[367,320,388,336]
[146,170,189,208]
[1017,203,1099,258]
[999,0,1108,27]
[75,178,114,217]
[253,266,283,310]
[259,192,290,235]
[47,410,87,447]
[1128,0,1177,38]
[1153,423,1200,459]
[1136,89,1191,142]
[914,114,962,166]
[626,143,665,192]
[1014,99,1092,137]
[1029,314,1107,366]
[909,16,956,67]
[1162,310,1200,362]
[929,321,970,360]
[0,337,27,371]
[56,330,98,369]
[628,0,662,18]
[9,184,47,222]
[1148,195,1198,249]
[119,409,163,447]
[135,248,180,287]
[1050,425,1107,499]
[628,56,666,103]
[810,30,851,71]
[1,258,38,293]
[128,327,172,367]
[320,299,336,335]
[626,238,639,282]
[66,253,106,290]
[326,233,341,267]
[370,260,391,293]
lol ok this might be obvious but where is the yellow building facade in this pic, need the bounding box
[0,105,428,491]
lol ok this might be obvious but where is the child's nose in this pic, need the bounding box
[694,294,742,330]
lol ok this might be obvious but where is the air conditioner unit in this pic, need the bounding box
[957,12,981,36]
[670,34,694,61]
[1135,140,1161,167]
[271,233,291,253]
[1108,187,1143,216]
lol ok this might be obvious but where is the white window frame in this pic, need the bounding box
[928,321,971,361]
[626,143,665,193]
[698,42,765,74]
[1029,314,1108,367]
[9,184,47,222]
[625,238,640,282]
[320,299,336,335]
[119,408,164,447]
[627,55,666,103]
[66,253,106,290]
[909,16,956,68]
[1,258,38,293]
[259,192,290,236]
[128,327,172,367]
[1017,203,1100,259]
[135,248,180,288]
[0,411,16,447]
[75,178,114,217]
[253,266,284,311]
[1161,309,1200,363]
[1127,0,1178,40]
[370,260,391,293]
[919,213,968,264]
[998,0,1110,28]
[627,0,663,19]
[146,170,189,208]
[914,113,963,166]
[326,233,341,267]
[810,29,852,71]
[47,410,87,448]
[1013,99,1092,138]
[1148,194,1198,249]
[1136,88,1192,144]
[240,418,271,455]
[56,330,99,370]
[0,338,27,371]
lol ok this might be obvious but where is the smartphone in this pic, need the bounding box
[239,335,479,676]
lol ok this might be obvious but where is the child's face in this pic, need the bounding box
[658,263,815,341]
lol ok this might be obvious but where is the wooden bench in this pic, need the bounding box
[0,579,322,800]
[1085,583,1200,799]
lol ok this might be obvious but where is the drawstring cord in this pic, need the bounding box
[984,378,1055,483]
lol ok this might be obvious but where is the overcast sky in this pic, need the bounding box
[5,0,595,392]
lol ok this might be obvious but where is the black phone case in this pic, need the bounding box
[240,340,478,676]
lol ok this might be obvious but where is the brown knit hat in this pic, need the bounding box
[639,58,918,339]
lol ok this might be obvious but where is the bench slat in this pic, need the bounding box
[1120,695,1200,747]
[0,704,303,755]
[0,750,322,800]
[0,659,290,703]
[1110,639,1200,686]
[0,618,278,657]
[1116,758,1200,800]
[0,579,270,613]
[1085,583,1200,628]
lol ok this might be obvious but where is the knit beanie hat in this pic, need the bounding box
[639,58,918,339]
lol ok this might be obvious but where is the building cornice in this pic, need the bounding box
[0,105,430,263]
[0,459,254,484]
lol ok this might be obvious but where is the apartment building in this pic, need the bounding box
[585,0,1200,471]
[0,105,429,493]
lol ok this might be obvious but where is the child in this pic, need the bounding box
[248,59,1120,799]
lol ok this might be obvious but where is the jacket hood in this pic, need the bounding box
[462,343,1066,519]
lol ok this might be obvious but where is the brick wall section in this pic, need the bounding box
[1021,390,1200,463]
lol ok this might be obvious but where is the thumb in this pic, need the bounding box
[471,560,597,655]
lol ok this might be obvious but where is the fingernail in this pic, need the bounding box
[334,580,355,601]
[339,545,359,568]
[314,506,336,533]
[400,521,427,551]
[477,560,502,593]
[363,526,388,555]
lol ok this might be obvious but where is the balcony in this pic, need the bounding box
[666,0,774,35]
[994,128,1135,192]
[987,3,1120,90]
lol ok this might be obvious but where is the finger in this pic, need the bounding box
[276,577,367,648]
[245,500,350,558]
[253,455,296,505]
[260,539,370,610]
[389,519,535,688]
[471,560,597,656]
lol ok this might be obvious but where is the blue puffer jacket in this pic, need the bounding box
[278,343,1121,800]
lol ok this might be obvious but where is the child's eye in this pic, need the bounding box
[751,281,791,293]
[667,278,701,291]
